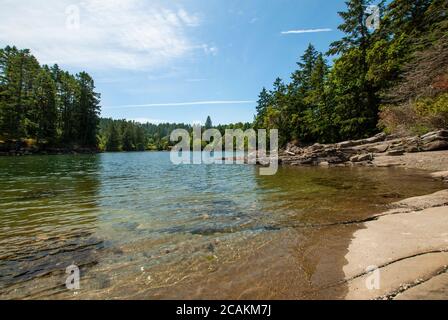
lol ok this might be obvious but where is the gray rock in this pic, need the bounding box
[422,140,448,152]
[279,129,448,167]
[387,149,405,156]
[350,153,373,162]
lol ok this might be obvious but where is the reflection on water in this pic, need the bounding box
[0,155,102,298]
[0,152,444,299]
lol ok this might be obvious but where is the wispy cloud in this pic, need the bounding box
[202,44,219,56]
[104,100,255,109]
[281,28,332,34]
[186,78,208,82]
[0,0,206,70]
[128,118,170,124]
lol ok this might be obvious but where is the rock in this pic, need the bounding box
[367,143,389,153]
[279,129,448,168]
[338,141,356,148]
[430,171,448,181]
[421,129,448,141]
[365,132,387,144]
[387,149,405,156]
[422,140,448,152]
[350,153,373,162]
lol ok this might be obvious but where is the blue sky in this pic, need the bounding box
[0,0,348,125]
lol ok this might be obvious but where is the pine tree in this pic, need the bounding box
[205,116,212,129]
[254,87,271,129]
[121,124,135,151]
[106,122,120,151]
[75,72,100,147]
[135,126,146,151]
[292,44,319,93]
[31,68,58,143]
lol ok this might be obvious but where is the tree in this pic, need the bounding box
[0,45,102,149]
[205,116,212,129]
[292,44,319,94]
[75,72,100,147]
[135,126,146,151]
[0,46,40,139]
[31,68,58,143]
[121,124,135,151]
[106,122,120,151]
[254,87,271,129]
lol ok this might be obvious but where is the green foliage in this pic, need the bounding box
[254,0,447,146]
[0,46,100,148]
[99,117,253,152]
[205,116,212,129]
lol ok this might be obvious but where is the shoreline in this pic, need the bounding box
[0,145,99,156]
[340,152,448,300]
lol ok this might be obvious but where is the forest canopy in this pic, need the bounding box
[1,0,447,153]
[0,46,100,150]
[254,0,448,145]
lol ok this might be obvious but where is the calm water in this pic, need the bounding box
[0,152,444,299]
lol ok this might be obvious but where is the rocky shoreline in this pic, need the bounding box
[0,141,99,156]
[278,129,448,299]
[280,129,448,168]
[342,187,448,300]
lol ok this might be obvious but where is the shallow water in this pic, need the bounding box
[0,152,444,299]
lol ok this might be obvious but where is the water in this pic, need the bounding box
[0,152,444,299]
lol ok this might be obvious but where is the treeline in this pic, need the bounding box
[0,46,100,149]
[99,117,252,151]
[99,119,191,151]
[255,0,448,146]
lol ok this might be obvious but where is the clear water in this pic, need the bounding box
[0,152,444,299]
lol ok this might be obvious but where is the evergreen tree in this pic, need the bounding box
[0,46,101,149]
[292,44,319,93]
[135,126,146,151]
[106,122,120,151]
[75,72,100,147]
[254,87,271,129]
[121,124,135,151]
[31,68,58,143]
[205,116,212,129]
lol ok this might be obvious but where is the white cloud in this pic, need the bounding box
[0,0,202,70]
[249,17,259,24]
[128,117,170,124]
[103,100,255,109]
[281,28,332,34]
[186,78,207,82]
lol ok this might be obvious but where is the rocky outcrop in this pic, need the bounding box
[280,129,448,167]
[342,190,448,300]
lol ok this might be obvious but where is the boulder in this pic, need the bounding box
[422,140,448,152]
[350,153,373,162]
[279,129,448,167]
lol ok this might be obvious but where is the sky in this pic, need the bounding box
[0,0,349,125]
